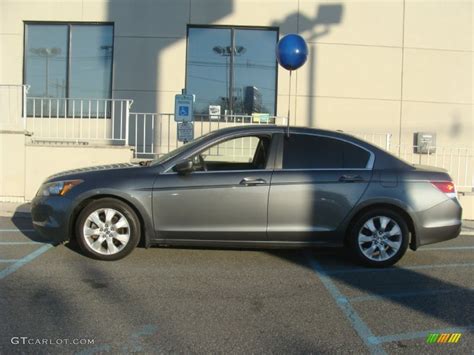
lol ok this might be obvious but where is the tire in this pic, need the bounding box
[75,198,141,261]
[347,208,409,267]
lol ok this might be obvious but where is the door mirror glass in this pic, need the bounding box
[174,159,194,174]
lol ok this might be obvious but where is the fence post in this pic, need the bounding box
[22,85,30,129]
[124,99,133,146]
[385,133,392,152]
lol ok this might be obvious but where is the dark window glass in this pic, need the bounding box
[283,135,370,169]
[186,27,231,116]
[70,25,113,100]
[234,29,277,116]
[25,23,113,117]
[25,24,68,116]
[186,26,277,118]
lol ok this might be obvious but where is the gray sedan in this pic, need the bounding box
[31,126,462,267]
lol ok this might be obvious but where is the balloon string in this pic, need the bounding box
[287,70,292,138]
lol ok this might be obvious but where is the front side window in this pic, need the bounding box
[187,135,271,172]
[186,26,278,118]
[25,23,113,116]
[283,135,371,169]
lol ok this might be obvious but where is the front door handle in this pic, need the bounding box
[339,174,364,183]
[240,177,267,186]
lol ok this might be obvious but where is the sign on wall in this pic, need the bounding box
[174,94,194,122]
[209,105,221,120]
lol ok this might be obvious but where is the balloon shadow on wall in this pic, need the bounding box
[273,4,343,127]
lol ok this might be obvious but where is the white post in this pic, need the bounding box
[22,85,30,129]
[124,99,133,146]
[385,133,392,152]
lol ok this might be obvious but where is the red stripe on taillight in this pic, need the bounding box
[431,181,457,198]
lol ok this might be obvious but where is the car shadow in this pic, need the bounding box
[266,247,474,331]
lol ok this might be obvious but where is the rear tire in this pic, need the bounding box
[347,208,409,267]
[75,198,140,261]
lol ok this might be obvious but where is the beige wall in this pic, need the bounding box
[23,142,133,199]
[0,130,26,199]
[0,131,133,201]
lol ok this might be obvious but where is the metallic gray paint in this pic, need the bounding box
[31,125,462,251]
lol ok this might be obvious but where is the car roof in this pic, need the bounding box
[210,124,360,141]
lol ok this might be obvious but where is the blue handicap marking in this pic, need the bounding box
[179,106,189,116]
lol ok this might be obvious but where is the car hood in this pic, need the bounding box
[46,163,138,182]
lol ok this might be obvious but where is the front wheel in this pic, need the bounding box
[347,209,409,267]
[75,198,141,261]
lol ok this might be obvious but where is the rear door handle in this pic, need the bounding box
[339,174,364,183]
[240,178,267,186]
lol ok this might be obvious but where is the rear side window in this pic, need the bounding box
[283,134,370,169]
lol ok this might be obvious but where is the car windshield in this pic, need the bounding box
[150,131,215,166]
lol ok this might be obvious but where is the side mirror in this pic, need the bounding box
[174,159,194,174]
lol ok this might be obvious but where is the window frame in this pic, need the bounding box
[185,24,279,117]
[164,132,279,174]
[279,133,375,171]
[23,21,115,117]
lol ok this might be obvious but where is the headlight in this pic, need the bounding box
[39,180,83,197]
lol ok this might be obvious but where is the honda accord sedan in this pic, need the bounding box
[31,126,462,267]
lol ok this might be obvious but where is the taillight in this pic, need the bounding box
[431,181,457,199]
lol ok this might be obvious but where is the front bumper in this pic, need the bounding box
[31,195,75,243]
[415,197,462,247]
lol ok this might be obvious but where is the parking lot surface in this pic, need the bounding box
[0,215,473,354]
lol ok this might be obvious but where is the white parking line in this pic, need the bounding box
[0,229,35,233]
[369,325,474,345]
[325,262,474,275]
[420,246,474,251]
[0,244,53,280]
[0,241,41,245]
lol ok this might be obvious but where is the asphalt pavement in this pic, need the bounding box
[0,215,473,354]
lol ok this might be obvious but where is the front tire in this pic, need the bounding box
[75,198,141,261]
[347,209,409,267]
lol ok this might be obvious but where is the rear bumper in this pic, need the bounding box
[31,195,73,243]
[414,198,462,248]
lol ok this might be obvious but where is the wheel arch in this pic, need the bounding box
[69,193,153,248]
[343,202,418,251]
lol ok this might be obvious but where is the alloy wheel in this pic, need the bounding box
[82,208,131,255]
[357,215,402,261]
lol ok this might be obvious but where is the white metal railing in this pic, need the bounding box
[25,97,133,144]
[390,145,473,191]
[130,113,286,158]
[0,84,29,130]
[131,116,391,158]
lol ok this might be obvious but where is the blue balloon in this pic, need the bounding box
[276,34,308,71]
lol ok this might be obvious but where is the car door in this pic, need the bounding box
[152,133,276,241]
[268,133,374,242]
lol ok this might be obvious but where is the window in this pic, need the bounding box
[283,135,371,169]
[186,26,278,118]
[187,135,270,171]
[25,23,113,116]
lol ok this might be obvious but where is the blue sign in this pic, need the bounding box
[179,106,189,116]
[175,94,194,122]
[276,34,308,71]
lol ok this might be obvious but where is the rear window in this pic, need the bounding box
[283,134,371,169]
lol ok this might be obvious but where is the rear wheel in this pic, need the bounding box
[75,198,140,261]
[348,209,409,267]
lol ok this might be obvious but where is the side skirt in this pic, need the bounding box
[147,239,344,249]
